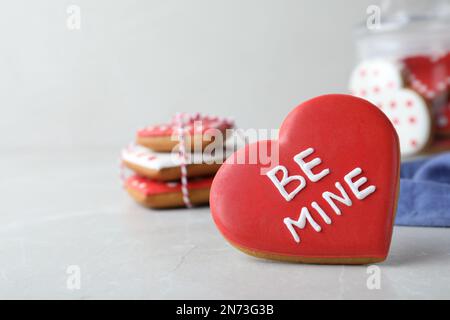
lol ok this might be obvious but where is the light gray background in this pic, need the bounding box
[2,0,450,300]
[0,0,375,149]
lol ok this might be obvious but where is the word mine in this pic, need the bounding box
[266,148,376,243]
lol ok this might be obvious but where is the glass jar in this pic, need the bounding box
[350,0,450,157]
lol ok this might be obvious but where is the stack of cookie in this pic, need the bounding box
[349,53,450,158]
[121,113,235,209]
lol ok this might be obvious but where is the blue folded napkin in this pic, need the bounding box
[396,152,450,227]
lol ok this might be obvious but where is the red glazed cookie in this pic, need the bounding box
[436,100,450,135]
[377,89,432,157]
[137,114,234,152]
[403,54,450,136]
[210,95,400,265]
[403,54,449,100]
[125,175,213,209]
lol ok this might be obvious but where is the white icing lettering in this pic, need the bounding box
[322,182,352,215]
[344,168,376,200]
[294,148,330,182]
[284,176,377,244]
[267,148,379,244]
[311,201,332,225]
[266,165,306,202]
[284,207,322,243]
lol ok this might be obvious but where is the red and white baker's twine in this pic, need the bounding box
[121,113,235,206]
[172,112,235,208]
[174,113,194,208]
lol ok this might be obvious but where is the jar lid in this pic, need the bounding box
[355,0,450,35]
[354,0,450,59]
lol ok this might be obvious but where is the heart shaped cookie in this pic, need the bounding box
[210,95,400,264]
[403,54,449,100]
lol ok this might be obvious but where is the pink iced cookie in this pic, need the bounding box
[378,89,431,157]
[125,175,213,209]
[136,113,234,152]
[349,59,403,105]
[138,114,234,137]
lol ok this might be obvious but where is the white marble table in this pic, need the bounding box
[1,147,450,299]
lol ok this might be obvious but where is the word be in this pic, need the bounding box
[266,148,376,243]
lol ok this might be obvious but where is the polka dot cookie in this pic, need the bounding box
[378,89,432,157]
[349,59,403,105]
[125,175,213,209]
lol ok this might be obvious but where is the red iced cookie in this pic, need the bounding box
[136,113,235,152]
[127,175,212,195]
[436,100,450,135]
[210,95,400,264]
[403,54,449,100]
[138,116,233,137]
[126,175,213,209]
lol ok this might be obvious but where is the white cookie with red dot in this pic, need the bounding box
[121,144,225,181]
[378,89,432,157]
[349,59,404,105]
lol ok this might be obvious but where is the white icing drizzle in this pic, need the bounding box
[138,182,147,189]
[166,182,179,188]
[408,70,448,98]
